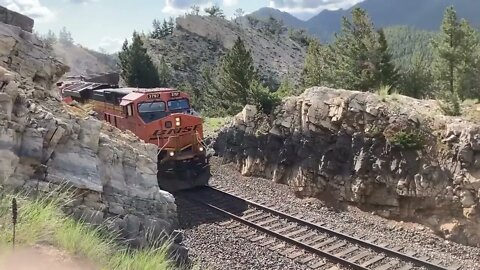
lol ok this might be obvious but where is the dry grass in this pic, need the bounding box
[0,187,176,270]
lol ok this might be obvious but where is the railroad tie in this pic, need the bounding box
[256,217,278,226]
[304,235,327,246]
[347,251,371,263]
[269,243,285,251]
[287,250,305,260]
[280,247,297,256]
[308,260,326,269]
[248,214,271,222]
[293,231,317,242]
[298,255,316,264]
[274,224,297,234]
[242,231,257,238]
[361,255,386,267]
[322,241,346,253]
[259,239,276,247]
[373,260,399,270]
[284,228,308,238]
[333,246,358,258]
[250,235,265,242]
[311,238,336,249]
[396,264,413,270]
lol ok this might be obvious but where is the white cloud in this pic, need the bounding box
[223,0,238,7]
[269,0,365,14]
[98,36,123,53]
[162,0,214,15]
[1,0,55,22]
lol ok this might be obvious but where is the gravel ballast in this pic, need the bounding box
[176,157,480,269]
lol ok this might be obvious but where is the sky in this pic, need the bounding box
[0,0,365,53]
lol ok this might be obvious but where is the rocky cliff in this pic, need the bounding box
[145,15,306,91]
[214,87,480,247]
[0,10,179,252]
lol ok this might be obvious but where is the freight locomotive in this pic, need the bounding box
[58,82,210,192]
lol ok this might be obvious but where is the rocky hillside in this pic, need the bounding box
[214,87,480,247]
[145,15,307,90]
[52,42,118,77]
[0,7,182,255]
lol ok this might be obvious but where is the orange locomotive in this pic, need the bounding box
[89,87,210,192]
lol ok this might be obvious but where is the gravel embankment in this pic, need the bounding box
[207,157,480,269]
[176,195,312,270]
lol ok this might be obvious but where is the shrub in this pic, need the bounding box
[388,131,424,150]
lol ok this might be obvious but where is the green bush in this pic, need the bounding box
[249,79,281,115]
[389,131,424,150]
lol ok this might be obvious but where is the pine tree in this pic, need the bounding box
[330,8,383,91]
[204,5,224,18]
[431,6,463,95]
[302,39,330,88]
[151,19,163,39]
[58,26,74,45]
[167,17,175,34]
[377,29,399,87]
[218,36,256,114]
[432,6,480,113]
[118,32,160,88]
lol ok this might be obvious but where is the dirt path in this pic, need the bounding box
[0,245,98,270]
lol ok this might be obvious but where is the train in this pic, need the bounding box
[57,80,210,192]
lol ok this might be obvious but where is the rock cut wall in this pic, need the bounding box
[214,87,480,247]
[0,7,178,250]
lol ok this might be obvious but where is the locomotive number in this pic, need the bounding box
[147,93,161,99]
[170,91,180,97]
[153,124,201,137]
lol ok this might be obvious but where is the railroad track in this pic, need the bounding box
[175,185,463,270]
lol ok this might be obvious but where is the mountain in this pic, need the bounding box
[144,15,307,91]
[249,0,480,42]
[249,7,306,30]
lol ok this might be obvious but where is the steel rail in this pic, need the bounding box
[189,194,370,270]
[205,186,457,270]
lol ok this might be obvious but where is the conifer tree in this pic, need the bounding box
[302,39,330,87]
[151,19,163,39]
[330,8,383,91]
[377,29,399,87]
[432,6,480,113]
[118,32,160,88]
[218,36,256,114]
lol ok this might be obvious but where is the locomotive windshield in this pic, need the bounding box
[168,98,190,112]
[138,101,167,123]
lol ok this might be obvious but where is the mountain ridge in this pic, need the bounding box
[249,0,480,42]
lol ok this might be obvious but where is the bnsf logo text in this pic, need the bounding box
[153,124,201,136]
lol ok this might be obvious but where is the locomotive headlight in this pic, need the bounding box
[175,117,181,127]
[169,151,175,157]
[199,146,204,152]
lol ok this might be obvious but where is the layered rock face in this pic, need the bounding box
[214,87,480,247]
[0,10,178,249]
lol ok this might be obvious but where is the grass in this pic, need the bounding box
[203,117,231,136]
[0,187,177,270]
